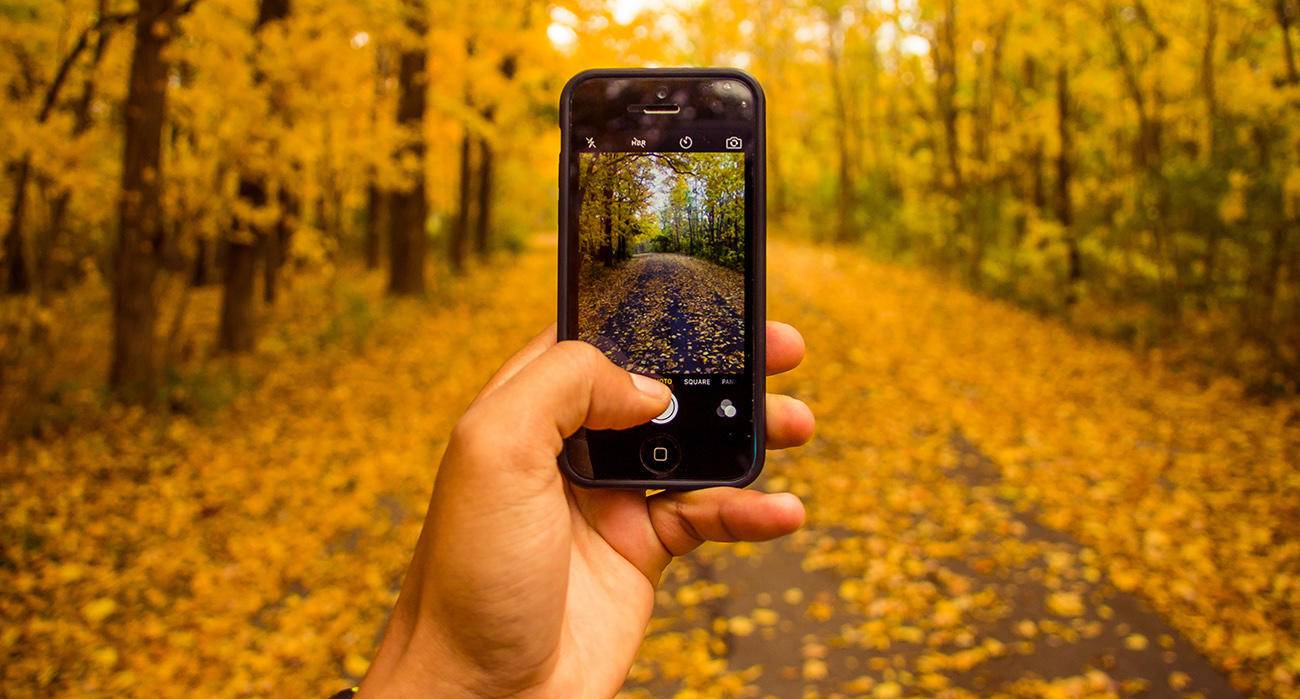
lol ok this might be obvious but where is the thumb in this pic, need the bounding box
[469,340,671,453]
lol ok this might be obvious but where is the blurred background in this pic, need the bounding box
[1,0,1298,697]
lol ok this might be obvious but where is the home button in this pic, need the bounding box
[639,434,682,475]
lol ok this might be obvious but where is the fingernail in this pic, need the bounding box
[771,492,803,510]
[630,373,670,399]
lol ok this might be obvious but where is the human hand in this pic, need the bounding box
[356,322,814,698]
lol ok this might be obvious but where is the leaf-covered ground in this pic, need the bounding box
[580,252,744,375]
[3,239,1298,697]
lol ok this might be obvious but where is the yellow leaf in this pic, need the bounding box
[344,653,369,678]
[801,658,827,681]
[874,680,902,699]
[806,601,833,621]
[1045,592,1084,617]
[82,598,117,624]
[751,608,779,626]
[727,616,755,637]
[92,646,118,669]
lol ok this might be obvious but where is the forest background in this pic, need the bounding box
[2,0,1299,410]
[3,0,1300,696]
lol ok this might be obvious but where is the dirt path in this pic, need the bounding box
[585,252,744,374]
[627,432,1241,697]
[622,241,1281,697]
[6,238,1291,697]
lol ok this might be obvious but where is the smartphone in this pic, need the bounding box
[557,68,765,489]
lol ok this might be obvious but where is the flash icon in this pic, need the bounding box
[585,137,596,149]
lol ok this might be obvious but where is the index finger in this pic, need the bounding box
[766,321,805,376]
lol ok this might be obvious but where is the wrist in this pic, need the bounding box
[355,627,474,698]
[356,600,482,698]
[357,608,570,699]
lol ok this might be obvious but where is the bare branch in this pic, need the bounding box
[38,10,135,122]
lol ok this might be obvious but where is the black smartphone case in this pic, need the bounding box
[556,67,767,490]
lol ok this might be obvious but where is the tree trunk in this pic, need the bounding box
[318,120,341,249]
[447,38,475,276]
[966,17,1006,286]
[449,123,473,275]
[266,189,296,303]
[1199,0,1221,297]
[3,158,31,294]
[473,129,494,258]
[937,0,962,193]
[824,9,853,243]
[1201,0,1219,158]
[44,191,72,292]
[190,165,226,287]
[365,182,386,270]
[218,236,258,352]
[1104,7,1161,172]
[44,0,113,296]
[218,0,290,349]
[10,3,127,296]
[388,0,429,295]
[364,47,391,272]
[1261,225,1286,336]
[217,201,261,347]
[262,215,280,304]
[756,0,789,219]
[471,54,516,260]
[1277,0,1299,84]
[109,0,174,400]
[191,236,212,286]
[1030,142,1046,213]
[1056,64,1081,302]
[1054,68,1074,232]
[219,178,263,352]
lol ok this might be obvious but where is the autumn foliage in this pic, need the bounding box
[2,0,1300,697]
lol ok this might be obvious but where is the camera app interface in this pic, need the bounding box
[567,89,757,482]
[577,151,744,375]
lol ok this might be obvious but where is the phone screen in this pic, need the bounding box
[561,73,762,485]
